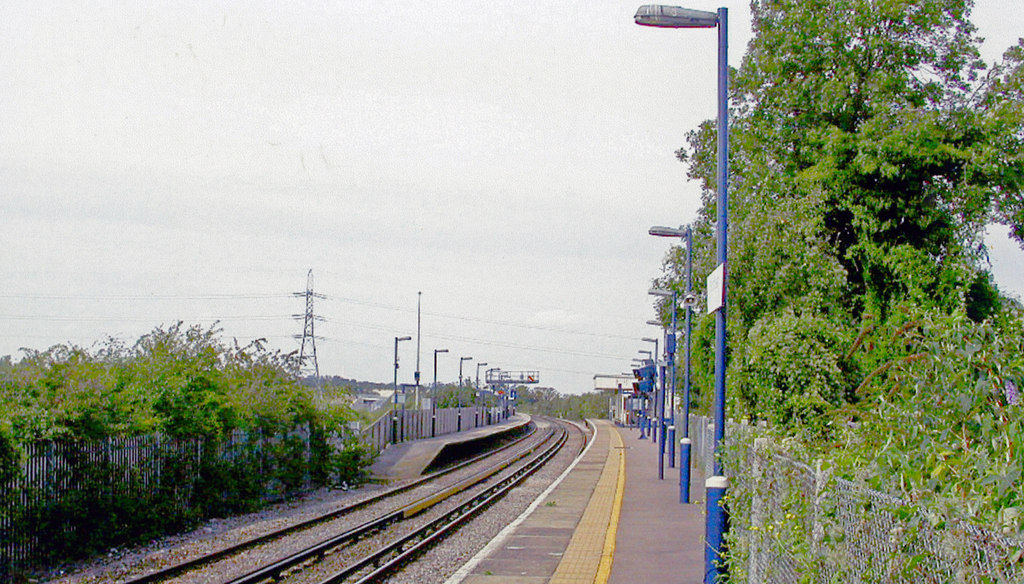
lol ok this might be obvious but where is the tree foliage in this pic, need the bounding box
[655,0,1024,531]
[514,386,609,421]
[0,324,372,573]
[0,323,353,443]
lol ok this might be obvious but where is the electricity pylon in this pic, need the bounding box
[293,269,325,381]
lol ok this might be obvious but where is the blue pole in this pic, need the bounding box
[705,7,729,584]
[684,226,692,439]
[668,425,676,468]
[681,227,693,499]
[658,362,666,480]
[712,3,729,479]
[668,293,677,469]
[705,475,729,582]
[679,437,691,503]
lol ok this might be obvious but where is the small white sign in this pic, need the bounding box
[707,263,725,313]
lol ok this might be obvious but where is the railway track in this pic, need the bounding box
[122,417,586,584]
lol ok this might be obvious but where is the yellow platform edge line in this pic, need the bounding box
[594,425,625,583]
[548,420,625,584]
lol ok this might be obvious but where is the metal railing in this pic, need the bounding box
[684,415,1024,583]
[359,405,504,453]
[0,426,327,580]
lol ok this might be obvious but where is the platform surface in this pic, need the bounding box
[368,414,531,482]
[445,419,707,584]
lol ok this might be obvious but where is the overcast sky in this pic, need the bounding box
[2,1,1022,395]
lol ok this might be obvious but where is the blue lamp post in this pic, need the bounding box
[632,361,657,441]
[637,351,653,438]
[631,358,646,434]
[648,317,677,471]
[646,292,671,480]
[650,225,696,503]
[459,356,472,390]
[636,5,729,583]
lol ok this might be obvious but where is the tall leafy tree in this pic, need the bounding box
[669,0,1024,425]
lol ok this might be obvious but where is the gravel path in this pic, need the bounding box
[40,484,385,584]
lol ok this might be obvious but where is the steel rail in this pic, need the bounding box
[324,422,576,584]
[122,420,539,584]
[223,424,560,584]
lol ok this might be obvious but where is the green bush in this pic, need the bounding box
[734,310,853,437]
[330,441,378,487]
[0,324,374,572]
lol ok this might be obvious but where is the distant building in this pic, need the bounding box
[352,389,392,411]
[593,374,634,425]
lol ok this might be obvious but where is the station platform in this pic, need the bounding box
[445,419,707,584]
[368,414,532,482]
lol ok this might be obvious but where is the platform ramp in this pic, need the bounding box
[368,414,532,483]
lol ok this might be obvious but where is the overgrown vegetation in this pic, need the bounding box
[0,323,350,442]
[0,323,373,571]
[513,386,609,420]
[651,0,1024,551]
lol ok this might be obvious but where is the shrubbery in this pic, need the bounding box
[0,323,375,571]
[0,323,351,442]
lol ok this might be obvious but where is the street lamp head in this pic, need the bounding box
[648,288,673,298]
[396,336,412,341]
[641,337,658,343]
[648,225,686,238]
[435,348,449,354]
[646,319,663,326]
[634,4,718,28]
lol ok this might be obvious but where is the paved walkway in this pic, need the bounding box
[608,423,706,583]
[445,419,707,584]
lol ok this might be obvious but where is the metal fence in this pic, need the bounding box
[0,406,509,580]
[0,426,324,580]
[684,415,1024,583]
[360,405,504,453]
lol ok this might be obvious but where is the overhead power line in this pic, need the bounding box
[0,315,292,322]
[324,295,638,341]
[0,293,294,300]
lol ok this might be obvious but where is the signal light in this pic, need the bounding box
[633,363,656,381]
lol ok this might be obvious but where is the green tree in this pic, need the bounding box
[654,0,1024,552]
[515,386,609,420]
[665,0,1024,429]
[437,383,478,407]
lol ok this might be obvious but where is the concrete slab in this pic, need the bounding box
[607,424,706,584]
[368,414,531,482]
[445,419,708,584]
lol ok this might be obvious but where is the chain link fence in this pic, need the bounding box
[685,415,1024,583]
